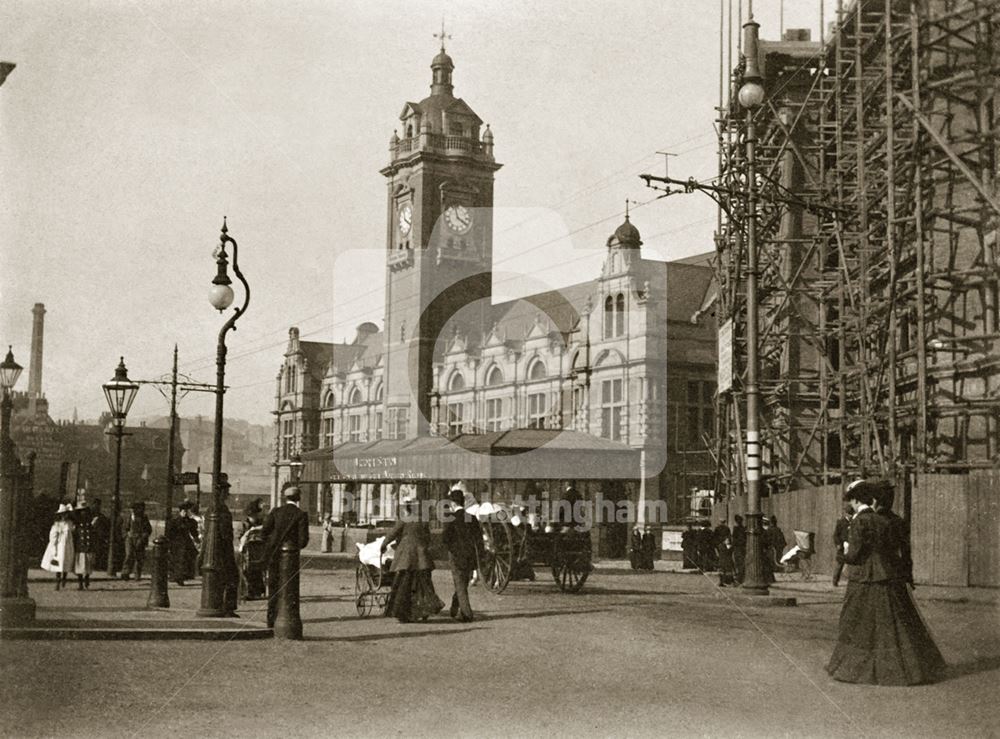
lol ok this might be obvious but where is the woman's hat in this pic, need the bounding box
[178,499,193,510]
[450,480,469,495]
[57,503,74,514]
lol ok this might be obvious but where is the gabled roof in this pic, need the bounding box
[666,263,714,322]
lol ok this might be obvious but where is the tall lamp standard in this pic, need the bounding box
[0,346,29,623]
[199,218,250,617]
[736,14,769,595]
[102,357,139,578]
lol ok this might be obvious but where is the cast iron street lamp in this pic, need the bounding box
[102,356,139,578]
[0,347,29,623]
[199,218,250,617]
[737,15,769,595]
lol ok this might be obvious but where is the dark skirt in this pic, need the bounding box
[827,579,945,685]
[385,569,444,623]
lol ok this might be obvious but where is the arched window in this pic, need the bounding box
[374,384,384,402]
[486,366,504,386]
[615,293,625,336]
[349,387,363,406]
[323,391,336,408]
[449,372,466,391]
[604,295,614,339]
[528,359,546,381]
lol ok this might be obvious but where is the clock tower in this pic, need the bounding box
[380,44,502,438]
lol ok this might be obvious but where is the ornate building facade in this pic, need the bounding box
[272,47,717,532]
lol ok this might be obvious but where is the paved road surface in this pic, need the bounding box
[2,568,997,738]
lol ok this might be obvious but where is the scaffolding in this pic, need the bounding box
[711,0,1000,498]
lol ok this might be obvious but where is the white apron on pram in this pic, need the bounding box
[356,536,395,568]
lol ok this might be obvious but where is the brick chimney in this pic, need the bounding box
[27,302,45,415]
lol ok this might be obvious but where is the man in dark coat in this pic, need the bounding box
[441,486,482,622]
[714,521,734,586]
[261,486,310,628]
[769,515,788,568]
[731,514,747,584]
[89,498,110,572]
[166,500,199,585]
[630,527,643,570]
[681,524,698,570]
[699,522,716,571]
[121,502,152,580]
[831,502,853,587]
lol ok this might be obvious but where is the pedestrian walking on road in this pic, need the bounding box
[72,501,95,590]
[261,486,310,627]
[41,503,75,590]
[89,498,110,572]
[681,523,696,570]
[630,527,643,570]
[166,500,199,585]
[768,515,788,570]
[382,498,443,623]
[442,484,481,622]
[826,479,945,685]
[831,503,853,587]
[714,521,735,586]
[120,502,152,581]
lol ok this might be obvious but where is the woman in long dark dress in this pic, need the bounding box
[826,479,945,685]
[381,500,444,623]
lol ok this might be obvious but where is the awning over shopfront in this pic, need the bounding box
[300,429,641,483]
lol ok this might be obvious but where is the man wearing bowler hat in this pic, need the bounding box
[261,485,310,628]
[442,482,482,622]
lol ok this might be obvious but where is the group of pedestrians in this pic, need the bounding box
[40,499,114,590]
[379,484,482,624]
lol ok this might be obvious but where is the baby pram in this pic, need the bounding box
[779,530,815,581]
[238,525,267,602]
[355,536,396,617]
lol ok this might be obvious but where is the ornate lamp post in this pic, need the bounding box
[199,218,250,617]
[736,15,769,595]
[0,346,32,624]
[102,357,139,578]
[0,347,22,437]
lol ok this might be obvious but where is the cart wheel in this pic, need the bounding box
[355,563,373,617]
[476,521,513,595]
[552,536,591,594]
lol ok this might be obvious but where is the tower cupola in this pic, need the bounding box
[431,48,454,95]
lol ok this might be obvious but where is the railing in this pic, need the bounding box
[392,134,484,160]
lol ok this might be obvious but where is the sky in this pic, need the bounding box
[0,0,830,426]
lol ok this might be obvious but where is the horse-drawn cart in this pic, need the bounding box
[474,503,592,594]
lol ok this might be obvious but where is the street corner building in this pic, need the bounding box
[270,46,719,560]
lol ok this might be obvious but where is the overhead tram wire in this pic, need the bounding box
[185,205,717,386]
[177,191,683,376]
[176,136,718,373]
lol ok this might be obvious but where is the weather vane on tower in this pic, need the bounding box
[434,18,452,51]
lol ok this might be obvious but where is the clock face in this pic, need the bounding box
[444,204,473,234]
[398,204,412,236]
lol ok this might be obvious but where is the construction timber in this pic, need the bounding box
[712,0,1000,501]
